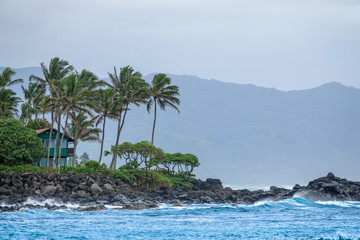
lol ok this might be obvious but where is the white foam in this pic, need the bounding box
[105,205,123,209]
[22,197,80,209]
[292,191,308,199]
[223,184,293,191]
[315,201,360,208]
[0,202,16,207]
[252,200,272,206]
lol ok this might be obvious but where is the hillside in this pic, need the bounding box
[2,66,360,187]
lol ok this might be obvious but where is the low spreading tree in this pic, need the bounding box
[154,153,200,178]
[0,119,45,166]
[108,141,164,190]
[109,141,164,170]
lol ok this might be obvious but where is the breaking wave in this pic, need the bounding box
[1,198,360,239]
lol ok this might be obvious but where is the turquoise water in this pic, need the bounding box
[1,198,360,239]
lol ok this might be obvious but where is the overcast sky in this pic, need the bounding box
[0,0,359,90]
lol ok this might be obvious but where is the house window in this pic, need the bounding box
[42,139,49,147]
[62,140,67,148]
[44,139,67,148]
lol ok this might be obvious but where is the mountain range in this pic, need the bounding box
[2,66,360,188]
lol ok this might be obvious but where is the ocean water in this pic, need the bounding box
[1,198,360,239]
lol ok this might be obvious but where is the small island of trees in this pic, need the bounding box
[0,57,200,190]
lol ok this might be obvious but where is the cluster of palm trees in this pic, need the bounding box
[0,57,180,169]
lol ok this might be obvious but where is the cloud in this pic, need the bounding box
[0,0,359,90]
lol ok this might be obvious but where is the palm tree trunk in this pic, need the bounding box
[52,114,61,168]
[118,105,128,139]
[110,117,121,170]
[151,99,157,145]
[98,116,106,164]
[46,114,55,166]
[57,112,69,169]
[110,107,129,169]
[71,141,77,167]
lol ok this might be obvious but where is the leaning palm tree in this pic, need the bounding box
[147,74,180,144]
[0,68,23,90]
[65,113,101,166]
[107,66,143,138]
[107,66,149,169]
[94,88,121,164]
[0,89,21,118]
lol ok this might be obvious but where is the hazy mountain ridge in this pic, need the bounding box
[2,66,360,187]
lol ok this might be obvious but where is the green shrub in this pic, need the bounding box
[0,119,45,166]
[169,174,194,190]
[59,165,77,174]
[0,165,56,174]
[84,160,100,169]
[107,169,131,182]
[59,165,97,174]
[150,171,172,189]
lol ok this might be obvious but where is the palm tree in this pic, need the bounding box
[53,71,97,168]
[65,113,101,166]
[107,66,149,169]
[0,89,21,118]
[36,95,51,120]
[95,88,121,164]
[20,82,45,123]
[30,57,74,166]
[75,69,100,91]
[29,57,74,90]
[147,74,180,144]
[0,68,23,90]
[19,103,36,124]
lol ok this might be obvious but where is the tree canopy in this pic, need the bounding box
[0,119,45,166]
[110,141,164,170]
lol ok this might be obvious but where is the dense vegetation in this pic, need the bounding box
[0,119,44,166]
[0,58,199,190]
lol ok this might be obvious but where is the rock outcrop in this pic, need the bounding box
[1,171,359,212]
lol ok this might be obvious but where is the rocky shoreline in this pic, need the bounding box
[1,172,360,212]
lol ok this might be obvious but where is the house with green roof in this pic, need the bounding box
[35,128,74,167]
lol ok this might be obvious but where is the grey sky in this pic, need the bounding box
[0,0,359,90]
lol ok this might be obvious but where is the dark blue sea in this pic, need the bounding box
[1,198,360,239]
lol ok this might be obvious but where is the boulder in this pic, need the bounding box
[103,183,115,192]
[12,179,23,188]
[40,185,57,196]
[200,195,214,203]
[47,173,56,181]
[78,183,89,192]
[191,178,223,191]
[79,205,107,211]
[177,194,190,201]
[75,190,91,199]
[67,175,79,184]
[91,183,103,195]
[112,194,130,204]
